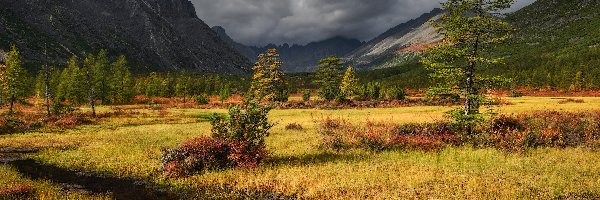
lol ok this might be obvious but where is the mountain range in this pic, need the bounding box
[212,26,363,72]
[1,0,597,77]
[0,0,250,73]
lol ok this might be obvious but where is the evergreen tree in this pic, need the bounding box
[93,49,112,104]
[111,55,134,104]
[248,49,288,102]
[314,57,344,101]
[175,70,192,102]
[0,45,29,113]
[422,0,515,132]
[83,54,97,117]
[56,56,87,105]
[340,66,360,100]
[219,84,231,104]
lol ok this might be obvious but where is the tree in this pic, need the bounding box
[0,45,29,114]
[93,49,112,104]
[340,66,360,100]
[111,55,134,104]
[56,56,87,105]
[83,54,97,117]
[219,84,231,104]
[248,49,288,102]
[422,0,515,132]
[175,70,192,103]
[314,57,345,101]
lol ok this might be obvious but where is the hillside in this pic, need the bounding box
[0,0,250,73]
[496,0,600,89]
[345,8,444,69]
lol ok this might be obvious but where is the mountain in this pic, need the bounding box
[494,0,600,88]
[211,27,363,72]
[253,37,364,72]
[0,0,250,73]
[345,8,444,69]
[211,26,257,61]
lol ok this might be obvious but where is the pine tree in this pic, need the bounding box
[340,66,360,100]
[248,49,288,102]
[421,0,515,132]
[0,45,29,114]
[314,57,344,101]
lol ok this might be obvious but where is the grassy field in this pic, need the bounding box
[1,97,600,199]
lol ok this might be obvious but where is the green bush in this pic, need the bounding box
[385,86,406,100]
[302,90,311,102]
[193,94,210,105]
[161,102,273,177]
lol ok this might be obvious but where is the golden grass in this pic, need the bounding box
[0,97,599,199]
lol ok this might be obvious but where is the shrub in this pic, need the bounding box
[0,185,34,199]
[557,98,584,104]
[385,86,406,100]
[317,111,600,153]
[193,94,210,105]
[302,90,311,102]
[162,102,273,177]
[285,122,304,130]
[509,90,523,97]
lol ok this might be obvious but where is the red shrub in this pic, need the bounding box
[0,185,34,198]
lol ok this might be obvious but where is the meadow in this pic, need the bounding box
[1,97,600,199]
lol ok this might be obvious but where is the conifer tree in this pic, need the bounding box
[175,70,192,103]
[422,0,515,132]
[0,45,29,114]
[340,66,360,100]
[83,54,97,117]
[248,49,288,102]
[56,56,87,105]
[314,57,344,101]
[111,55,134,104]
[93,49,111,104]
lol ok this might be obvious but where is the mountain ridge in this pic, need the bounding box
[0,0,251,73]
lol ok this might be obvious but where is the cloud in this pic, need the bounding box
[190,0,536,46]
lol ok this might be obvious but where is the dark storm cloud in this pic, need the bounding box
[191,0,536,46]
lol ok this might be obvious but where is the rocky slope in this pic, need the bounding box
[345,8,444,69]
[0,0,250,73]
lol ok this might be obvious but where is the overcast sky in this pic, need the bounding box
[191,0,536,46]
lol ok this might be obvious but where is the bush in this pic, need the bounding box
[302,90,311,102]
[161,136,230,178]
[161,102,273,177]
[385,86,406,100]
[509,90,523,97]
[193,94,210,105]
[557,98,584,104]
[285,122,304,130]
[317,111,600,153]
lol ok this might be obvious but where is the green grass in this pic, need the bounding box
[1,97,600,199]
